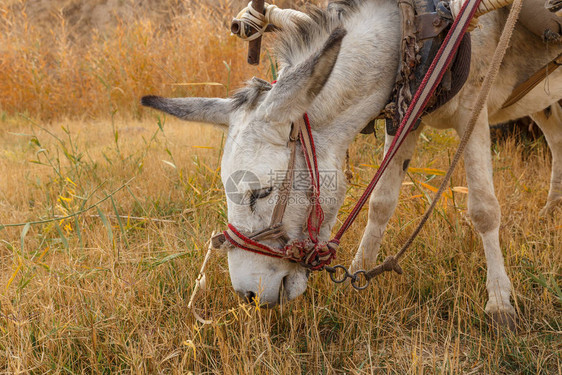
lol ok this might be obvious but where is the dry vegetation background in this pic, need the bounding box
[0,0,561,373]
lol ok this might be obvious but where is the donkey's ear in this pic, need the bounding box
[141,96,231,128]
[259,28,346,124]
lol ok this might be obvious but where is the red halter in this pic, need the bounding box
[219,114,338,270]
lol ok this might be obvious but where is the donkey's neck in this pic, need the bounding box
[268,0,402,241]
[289,0,402,241]
[302,0,401,158]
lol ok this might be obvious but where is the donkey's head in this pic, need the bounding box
[142,29,347,306]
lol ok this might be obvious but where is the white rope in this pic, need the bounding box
[268,6,312,28]
[449,0,514,31]
[234,2,312,41]
[188,236,214,325]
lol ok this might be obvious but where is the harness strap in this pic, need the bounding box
[501,52,562,108]
[269,121,300,227]
[224,224,286,258]
[221,115,335,269]
[298,114,325,242]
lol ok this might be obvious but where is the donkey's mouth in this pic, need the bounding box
[279,267,311,305]
[240,275,289,308]
[278,275,290,305]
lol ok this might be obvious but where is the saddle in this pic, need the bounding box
[363,0,562,136]
[362,0,472,135]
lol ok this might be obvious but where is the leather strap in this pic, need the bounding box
[269,121,300,227]
[217,115,335,269]
[297,114,324,242]
[502,52,562,108]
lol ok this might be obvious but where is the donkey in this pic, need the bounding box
[142,0,562,328]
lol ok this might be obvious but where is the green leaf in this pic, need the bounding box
[150,252,187,268]
[54,222,69,251]
[74,216,83,250]
[550,275,562,302]
[157,116,165,132]
[96,207,113,245]
[21,222,31,251]
[267,50,278,81]
[110,196,129,249]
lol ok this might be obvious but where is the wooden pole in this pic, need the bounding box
[247,0,265,65]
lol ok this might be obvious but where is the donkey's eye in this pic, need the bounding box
[249,186,274,212]
[252,186,274,199]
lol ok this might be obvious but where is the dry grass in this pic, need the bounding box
[0,117,560,373]
[0,0,278,121]
[1,0,561,374]
[0,0,322,121]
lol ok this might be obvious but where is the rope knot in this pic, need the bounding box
[363,255,404,280]
[381,256,403,275]
[232,2,312,41]
[234,2,279,41]
[284,239,338,270]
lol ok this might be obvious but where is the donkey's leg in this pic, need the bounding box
[530,102,562,216]
[459,111,516,329]
[351,128,422,271]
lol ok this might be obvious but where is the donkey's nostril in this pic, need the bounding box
[245,291,257,304]
[236,289,258,304]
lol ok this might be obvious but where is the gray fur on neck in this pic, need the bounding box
[275,0,364,67]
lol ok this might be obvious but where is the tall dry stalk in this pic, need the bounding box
[0,0,296,120]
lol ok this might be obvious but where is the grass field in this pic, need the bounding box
[1,116,560,373]
[1,0,561,374]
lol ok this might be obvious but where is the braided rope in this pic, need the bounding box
[234,2,311,41]
[235,2,272,41]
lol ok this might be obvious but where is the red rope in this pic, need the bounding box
[301,114,325,242]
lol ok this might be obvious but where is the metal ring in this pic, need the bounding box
[328,265,350,284]
[351,270,370,290]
